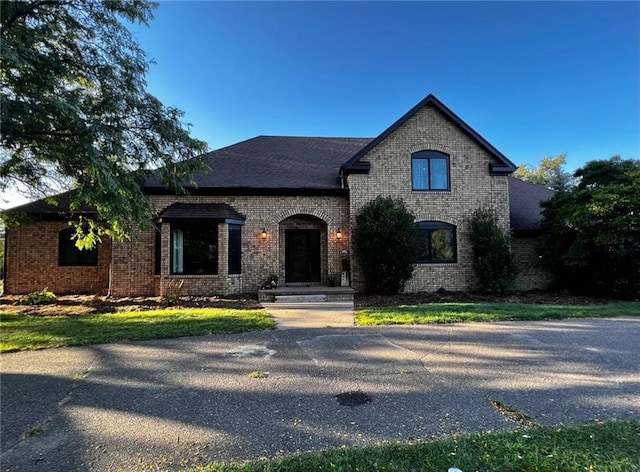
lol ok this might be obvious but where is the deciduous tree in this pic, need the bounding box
[514,154,575,191]
[1,0,207,246]
[539,157,640,298]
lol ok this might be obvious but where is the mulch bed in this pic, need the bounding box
[0,294,262,316]
[0,290,616,317]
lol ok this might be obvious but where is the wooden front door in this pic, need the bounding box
[285,229,321,283]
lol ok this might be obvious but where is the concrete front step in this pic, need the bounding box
[275,294,327,303]
[258,286,354,303]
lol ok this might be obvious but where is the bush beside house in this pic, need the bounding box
[469,207,518,295]
[353,196,417,295]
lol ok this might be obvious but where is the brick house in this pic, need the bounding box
[2,94,553,296]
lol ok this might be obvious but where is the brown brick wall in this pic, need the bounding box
[512,235,553,291]
[108,229,157,297]
[5,221,111,295]
[347,103,511,293]
[4,196,350,297]
[126,195,352,296]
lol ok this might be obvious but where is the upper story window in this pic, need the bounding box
[59,228,98,266]
[171,223,218,275]
[411,151,450,191]
[415,221,457,263]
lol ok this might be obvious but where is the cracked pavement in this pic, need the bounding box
[1,318,639,471]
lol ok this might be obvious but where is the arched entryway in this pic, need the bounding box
[279,215,327,285]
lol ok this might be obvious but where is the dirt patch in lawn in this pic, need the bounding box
[0,294,262,316]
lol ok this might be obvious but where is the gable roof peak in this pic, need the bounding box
[342,93,516,176]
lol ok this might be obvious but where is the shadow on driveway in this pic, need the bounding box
[1,318,639,471]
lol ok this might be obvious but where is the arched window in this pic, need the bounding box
[411,151,450,191]
[58,228,98,266]
[415,221,457,263]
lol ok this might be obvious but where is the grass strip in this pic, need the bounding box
[0,308,275,352]
[191,420,640,471]
[355,301,640,325]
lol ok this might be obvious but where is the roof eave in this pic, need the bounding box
[144,186,349,197]
[490,164,516,175]
[1,211,99,223]
[340,162,371,174]
[342,93,517,175]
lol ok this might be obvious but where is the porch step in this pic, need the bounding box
[275,294,327,303]
[258,286,354,303]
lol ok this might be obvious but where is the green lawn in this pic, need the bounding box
[355,301,640,326]
[0,308,275,352]
[190,420,640,472]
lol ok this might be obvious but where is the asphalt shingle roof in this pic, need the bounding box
[157,203,245,222]
[508,177,555,232]
[144,136,374,191]
[4,138,553,235]
[1,190,94,217]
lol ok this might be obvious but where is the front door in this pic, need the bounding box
[285,229,321,283]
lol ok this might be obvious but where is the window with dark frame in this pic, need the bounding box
[58,228,98,266]
[415,221,457,263]
[228,224,242,275]
[171,223,218,275]
[154,226,161,275]
[411,150,450,190]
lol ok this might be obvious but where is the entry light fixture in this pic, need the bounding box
[336,228,342,240]
[261,228,268,239]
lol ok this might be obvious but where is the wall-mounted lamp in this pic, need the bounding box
[336,228,342,240]
[261,228,268,240]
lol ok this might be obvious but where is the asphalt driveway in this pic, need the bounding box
[1,318,639,471]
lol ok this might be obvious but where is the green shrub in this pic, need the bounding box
[353,196,417,295]
[469,208,518,295]
[16,289,57,306]
[326,273,340,287]
[539,157,640,298]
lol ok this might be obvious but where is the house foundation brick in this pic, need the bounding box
[105,195,352,297]
[108,229,156,297]
[512,236,553,291]
[4,221,111,295]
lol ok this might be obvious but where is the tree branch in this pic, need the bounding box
[1,0,68,31]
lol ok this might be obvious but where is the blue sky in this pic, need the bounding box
[2,1,638,208]
[131,1,639,170]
